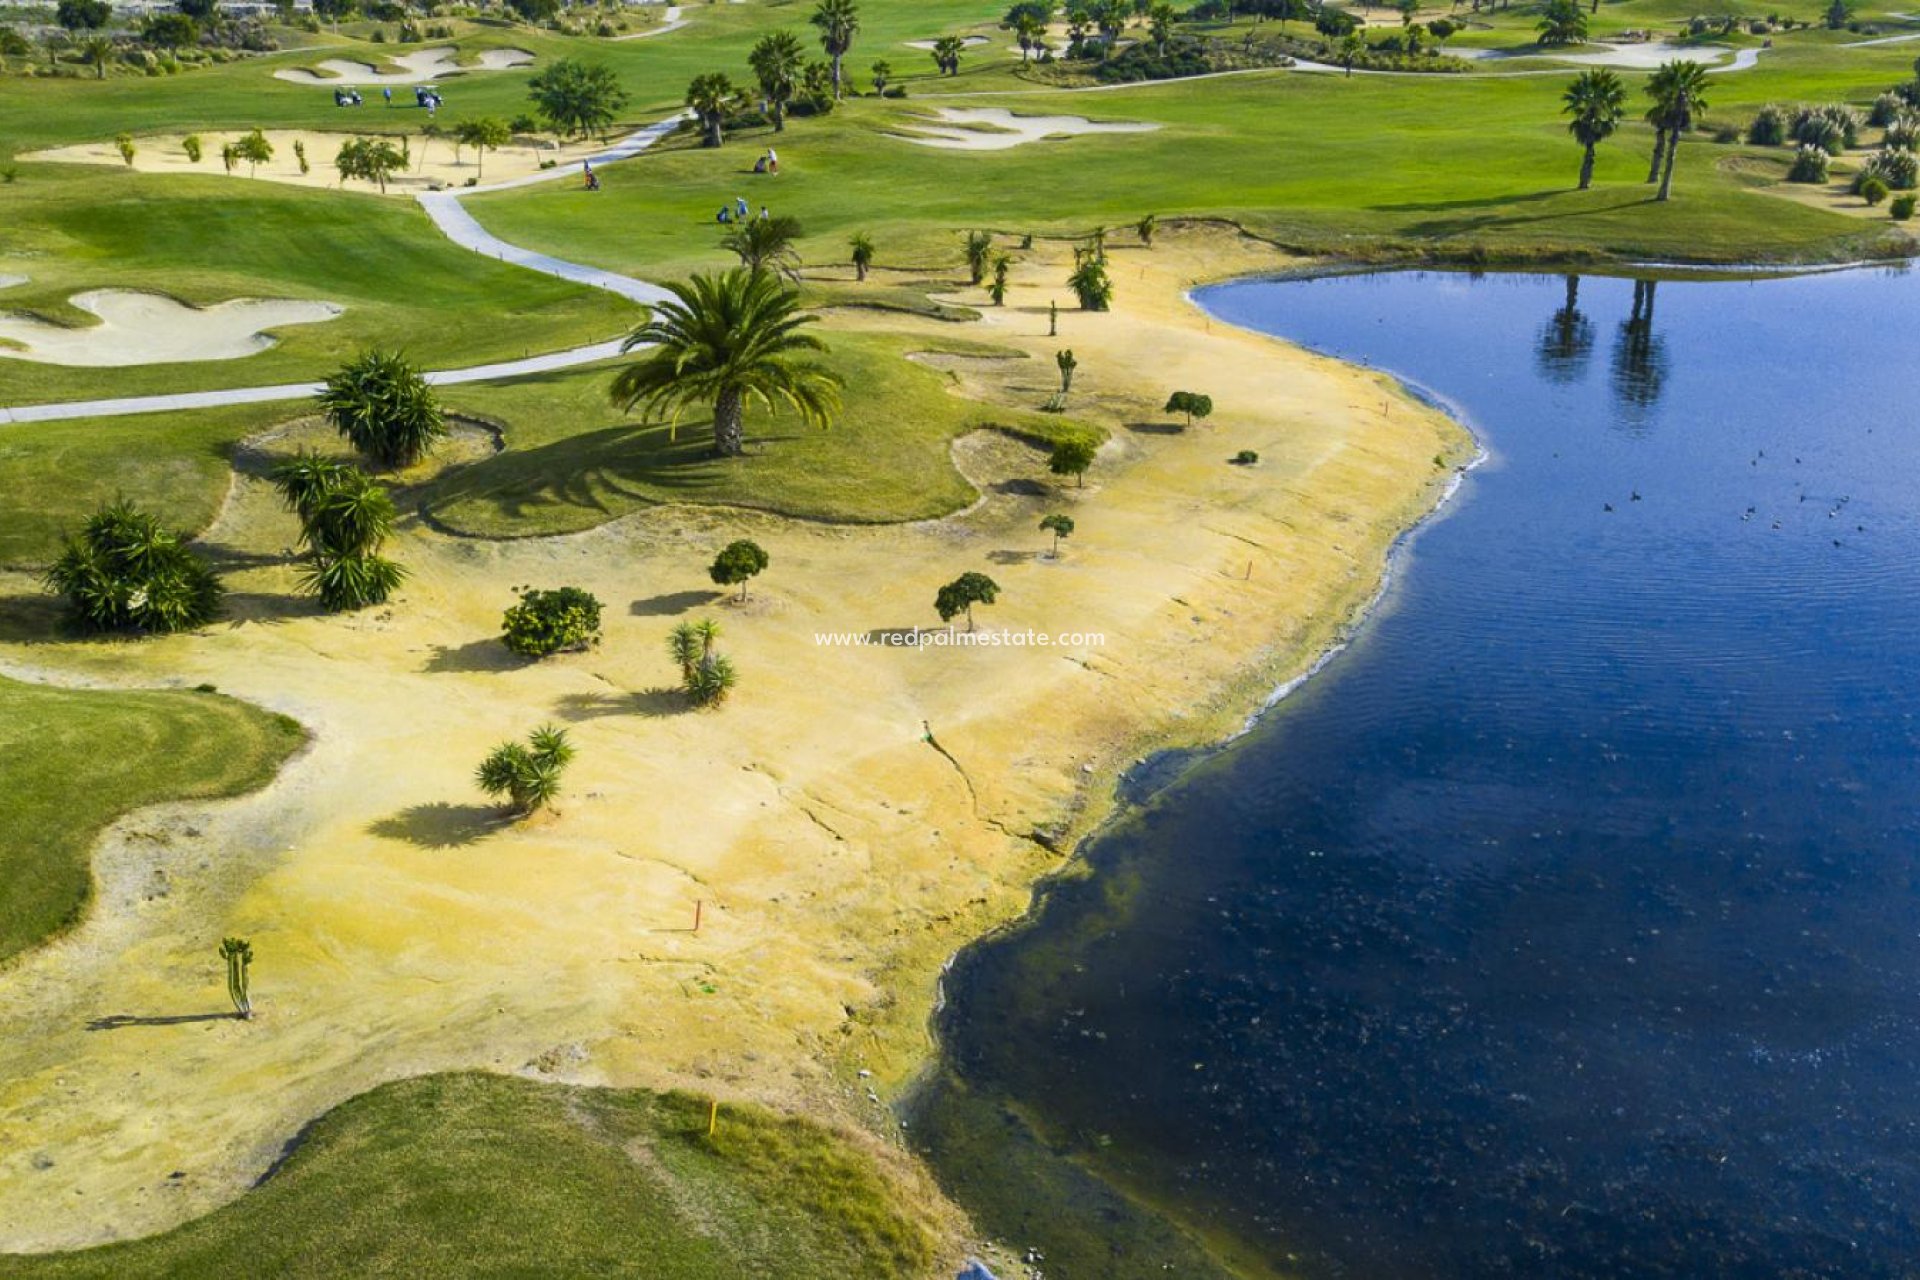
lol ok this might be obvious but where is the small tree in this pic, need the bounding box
[183,134,204,163]
[849,232,875,281]
[709,539,771,601]
[722,214,804,279]
[234,128,273,178]
[749,29,805,132]
[1068,256,1113,311]
[964,230,994,285]
[319,350,446,468]
[870,58,891,94]
[1050,438,1096,487]
[270,454,408,612]
[1164,390,1214,428]
[221,143,238,175]
[44,500,224,634]
[1039,513,1075,557]
[454,117,511,178]
[501,586,603,657]
[293,138,309,174]
[219,937,253,1020]
[477,725,575,816]
[335,135,406,193]
[1137,212,1157,246]
[931,34,966,75]
[1055,348,1077,394]
[988,256,1012,305]
[529,58,629,139]
[935,571,999,631]
[82,35,114,79]
[1862,174,1891,205]
[115,133,135,167]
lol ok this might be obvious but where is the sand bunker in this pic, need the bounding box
[1454,39,1736,68]
[0,290,340,366]
[903,34,989,50]
[29,128,614,197]
[274,45,532,86]
[891,107,1159,151]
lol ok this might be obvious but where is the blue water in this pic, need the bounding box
[926,268,1920,1278]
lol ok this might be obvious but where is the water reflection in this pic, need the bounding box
[1535,275,1595,384]
[1610,278,1669,425]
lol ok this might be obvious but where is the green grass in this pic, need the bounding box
[426,331,1093,534]
[0,163,637,404]
[0,676,304,965]
[0,1072,940,1280]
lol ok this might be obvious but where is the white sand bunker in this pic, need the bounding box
[0,290,341,366]
[903,34,989,50]
[274,46,532,86]
[892,107,1159,151]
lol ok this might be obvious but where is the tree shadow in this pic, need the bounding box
[553,687,687,721]
[994,478,1051,498]
[423,638,517,673]
[987,549,1039,565]
[1125,420,1185,436]
[631,589,723,617]
[0,592,68,643]
[367,802,507,849]
[87,1012,236,1031]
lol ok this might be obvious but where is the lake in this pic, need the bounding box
[915,266,1920,1279]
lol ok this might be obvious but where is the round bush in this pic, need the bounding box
[1891,192,1917,219]
[1787,144,1831,183]
[501,586,604,658]
[1861,174,1891,205]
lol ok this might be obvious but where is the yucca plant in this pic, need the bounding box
[318,350,447,469]
[476,724,574,816]
[687,653,739,707]
[271,457,407,612]
[219,937,254,1020]
[44,500,223,634]
[849,231,875,281]
[963,230,994,286]
[300,551,407,612]
[1068,256,1112,311]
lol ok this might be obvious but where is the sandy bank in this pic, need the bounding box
[0,226,1469,1256]
[890,106,1159,151]
[30,129,623,197]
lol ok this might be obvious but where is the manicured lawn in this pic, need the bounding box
[426,331,1093,533]
[0,1073,940,1280]
[0,677,304,965]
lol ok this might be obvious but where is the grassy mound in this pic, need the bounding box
[0,1073,941,1280]
[0,677,304,964]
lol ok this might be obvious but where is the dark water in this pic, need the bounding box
[920,268,1920,1279]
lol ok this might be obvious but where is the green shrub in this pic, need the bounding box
[1748,104,1788,145]
[44,500,224,634]
[708,539,770,602]
[1856,147,1919,191]
[1891,192,1917,219]
[476,725,573,815]
[501,586,603,658]
[1787,144,1831,183]
[1870,91,1907,127]
[1231,450,1259,466]
[1861,174,1891,204]
[1792,103,1861,153]
[1885,118,1920,151]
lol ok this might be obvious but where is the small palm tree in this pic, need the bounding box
[477,725,574,816]
[749,30,805,131]
[1536,0,1587,46]
[964,230,994,285]
[609,270,843,458]
[686,72,737,148]
[1067,256,1113,311]
[669,620,702,682]
[1137,212,1157,246]
[722,214,805,279]
[1339,31,1366,77]
[989,255,1012,305]
[219,937,254,1020]
[849,232,875,281]
[318,350,446,468]
[82,34,113,79]
[811,0,861,100]
[1561,68,1626,190]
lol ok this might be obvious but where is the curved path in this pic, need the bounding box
[0,117,686,426]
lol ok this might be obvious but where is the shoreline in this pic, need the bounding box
[0,227,1470,1263]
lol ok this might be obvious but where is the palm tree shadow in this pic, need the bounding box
[368,802,507,849]
[631,589,723,617]
[87,1012,236,1031]
[987,549,1038,565]
[554,687,687,721]
[1125,420,1184,436]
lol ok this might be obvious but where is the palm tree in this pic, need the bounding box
[1536,0,1587,46]
[749,30,805,132]
[723,215,805,279]
[811,0,860,101]
[1015,11,1047,59]
[1642,61,1676,185]
[1651,60,1709,201]
[686,72,736,148]
[609,270,844,458]
[1339,31,1366,76]
[849,231,875,281]
[1561,68,1625,190]
[81,34,113,79]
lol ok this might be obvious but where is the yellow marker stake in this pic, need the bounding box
[707,1098,718,1137]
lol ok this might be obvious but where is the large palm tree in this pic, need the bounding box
[1562,68,1626,190]
[811,0,861,101]
[609,270,844,458]
[1652,60,1709,201]
[748,30,805,131]
[1642,61,1676,184]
